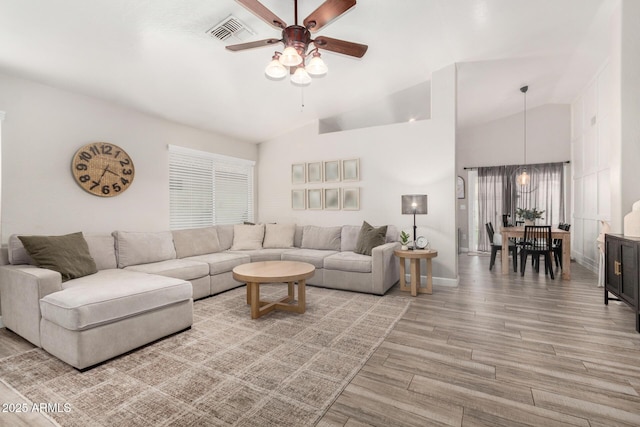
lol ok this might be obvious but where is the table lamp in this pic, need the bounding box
[401,195,428,249]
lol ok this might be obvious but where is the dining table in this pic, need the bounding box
[500,226,571,280]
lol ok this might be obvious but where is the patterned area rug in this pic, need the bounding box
[0,284,409,426]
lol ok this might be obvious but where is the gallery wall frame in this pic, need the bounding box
[307,188,323,210]
[323,160,341,182]
[291,189,306,209]
[342,188,360,210]
[307,162,322,183]
[342,158,360,182]
[324,188,340,210]
[292,163,306,185]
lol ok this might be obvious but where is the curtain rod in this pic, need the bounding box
[463,160,570,171]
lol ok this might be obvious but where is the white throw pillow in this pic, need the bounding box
[493,232,502,246]
[263,223,296,248]
[231,224,265,250]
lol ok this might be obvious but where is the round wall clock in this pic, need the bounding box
[71,142,135,197]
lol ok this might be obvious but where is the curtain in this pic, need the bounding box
[477,162,565,252]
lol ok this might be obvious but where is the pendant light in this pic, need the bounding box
[514,85,537,192]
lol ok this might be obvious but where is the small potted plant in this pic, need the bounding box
[400,231,410,250]
[516,207,545,225]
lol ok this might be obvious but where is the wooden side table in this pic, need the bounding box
[394,249,438,296]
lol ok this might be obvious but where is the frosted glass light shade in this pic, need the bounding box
[306,55,327,76]
[291,67,312,86]
[265,59,287,79]
[279,46,302,66]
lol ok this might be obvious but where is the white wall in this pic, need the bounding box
[456,104,571,250]
[0,72,257,241]
[258,65,458,282]
[571,61,612,271]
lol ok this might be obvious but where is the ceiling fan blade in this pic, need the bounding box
[226,38,281,51]
[236,0,287,29]
[303,0,356,32]
[313,36,368,58]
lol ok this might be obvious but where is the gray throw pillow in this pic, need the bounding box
[354,221,388,256]
[18,232,98,282]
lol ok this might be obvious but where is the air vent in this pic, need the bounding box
[207,15,254,42]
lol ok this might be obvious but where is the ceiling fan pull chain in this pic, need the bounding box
[300,87,305,112]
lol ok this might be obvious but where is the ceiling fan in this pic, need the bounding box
[226,0,368,85]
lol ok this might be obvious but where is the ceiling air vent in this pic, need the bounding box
[207,15,254,42]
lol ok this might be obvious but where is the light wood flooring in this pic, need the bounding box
[1,255,639,426]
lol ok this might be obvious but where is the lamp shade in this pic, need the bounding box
[401,195,428,214]
[291,67,312,86]
[264,58,287,79]
[279,46,302,67]
[306,55,328,76]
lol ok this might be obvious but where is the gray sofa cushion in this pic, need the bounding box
[216,225,235,251]
[324,251,373,273]
[113,231,176,268]
[188,252,251,275]
[124,259,210,281]
[7,234,34,265]
[84,233,117,270]
[172,227,221,258]
[41,269,191,331]
[282,248,337,269]
[301,226,341,251]
[231,224,265,250]
[263,223,296,248]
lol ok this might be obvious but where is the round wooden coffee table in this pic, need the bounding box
[232,261,315,319]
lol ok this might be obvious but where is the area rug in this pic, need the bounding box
[0,284,410,426]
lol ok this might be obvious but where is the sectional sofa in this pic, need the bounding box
[0,223,399,369]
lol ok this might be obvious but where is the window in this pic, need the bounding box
[169,145,254,229]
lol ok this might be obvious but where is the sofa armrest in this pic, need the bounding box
[371,242,401,294]
[0,265,62,347]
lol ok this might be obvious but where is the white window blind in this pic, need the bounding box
[169,145,254,229]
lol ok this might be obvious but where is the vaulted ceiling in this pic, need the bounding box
[0,0,616,142]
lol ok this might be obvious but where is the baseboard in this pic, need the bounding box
[403,274,459,288]
[459,247,469,253]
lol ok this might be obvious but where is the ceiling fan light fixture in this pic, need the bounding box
[279,46,302,66]
[264,53,287,79]
[306,52,327,76]
[291,66,312,86]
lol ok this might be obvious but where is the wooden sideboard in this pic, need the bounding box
[604,234,640,333]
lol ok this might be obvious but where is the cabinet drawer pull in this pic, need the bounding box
[614,260,621,276]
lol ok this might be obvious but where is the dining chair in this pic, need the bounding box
[486,222,518,272]
[520,225,554,279]
[553,223,571,268]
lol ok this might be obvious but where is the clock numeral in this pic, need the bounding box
[113,183,122,192]
[101,185,111,195]
[121,177,129,185]
[78,152,92,162]
[119,158,130,167]
[101,144,112,155]
[122,168,133,175]
[79,175,90,183]
[75,163,87,171]
[90,181,100,190]
[114,150,121,159]
[89,145,100,156]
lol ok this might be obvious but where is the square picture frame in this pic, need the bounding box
[342,158,360,182]
[307,188,323,210]
[307,162,322,183]
[324,188,340,210]
[342,188,360,210]
[292,163,306,185]
[323,160,341,182]
[291,189,306,210]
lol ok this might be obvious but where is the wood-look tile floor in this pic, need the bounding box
[1,255,639,426]
[319,255,640,427]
